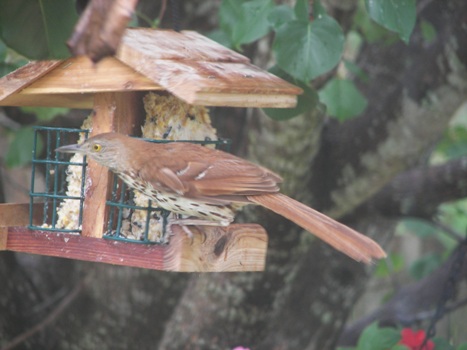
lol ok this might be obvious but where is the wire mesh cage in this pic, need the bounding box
[29,127,231,244]
[29,126,88,233]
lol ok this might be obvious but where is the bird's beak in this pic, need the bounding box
[55,143,84,154]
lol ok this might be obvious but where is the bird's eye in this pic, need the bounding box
[92,144,102,152]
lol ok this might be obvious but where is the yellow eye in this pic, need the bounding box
[92,144,102,152]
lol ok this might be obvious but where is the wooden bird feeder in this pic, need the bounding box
[0,28,302,272]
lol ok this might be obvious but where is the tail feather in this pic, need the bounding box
[247,193,386,264]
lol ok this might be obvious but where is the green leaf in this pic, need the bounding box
[352,3,398,44]
[312,0,327,17]
[0,0,78,59]
[318,78,367,121]
[5,127,43,167]
[206,29,234,48]
[273,15,344,81]
[220,0,274,49]
[420,20,437,43]
[0,39,6,61]
[0,39,28,76]
[410,254,442,280]
[343,60,369,82]
[364,0,416,43]
[399,218,439,238]
[21,107,68,122]
[435,126,467,160]
[432,337,455,350]
[356,323,400,350]
[438,200,467,240]
[263,84,318,120]
[263,66,319,120]
[457,343,467,350]
[374,253,404,278]
[268,5,295,29]
[294,0,309,22]
[390,345,409,350]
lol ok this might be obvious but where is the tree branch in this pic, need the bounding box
[311,0,467,218]
[355,156,467,218]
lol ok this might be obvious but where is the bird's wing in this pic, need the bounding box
[182,159,281,196]
[138,143,282,201]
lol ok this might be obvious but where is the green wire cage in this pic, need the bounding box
[29,127,88,234]
[29,126,230,245]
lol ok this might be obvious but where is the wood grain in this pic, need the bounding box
[22,56,162,94]
[0,61,62,105]
[82,92,144,238]
[0,227,7,250]
[0,203,44,226]
[4,224,267,272]
[117,29,302,107]
[0,29,301,108]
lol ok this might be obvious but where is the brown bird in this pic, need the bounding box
[56,132,386,264]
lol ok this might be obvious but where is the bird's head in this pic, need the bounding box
[56,133,128,171]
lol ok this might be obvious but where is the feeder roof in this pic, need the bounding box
[0,28,302,109]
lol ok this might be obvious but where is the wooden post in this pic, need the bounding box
[81,92,143,238]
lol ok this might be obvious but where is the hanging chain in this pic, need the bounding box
[170,0,181,32]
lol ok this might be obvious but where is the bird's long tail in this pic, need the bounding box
[247,193,386,264]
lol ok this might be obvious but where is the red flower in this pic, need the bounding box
[399,328,434,350]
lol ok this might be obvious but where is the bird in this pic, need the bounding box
[56,132,386,264]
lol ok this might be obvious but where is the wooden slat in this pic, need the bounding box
[117,29,303,107]
[0,61,62,105]
[120,29,250,63]
[21,56,162,94]
[0,227,7,250]
[175,224,267,272]
[0,57,162,108]
[0,203,44,251]
[0,203,44,227]
[0,92,95,108]
[4,224,268,272]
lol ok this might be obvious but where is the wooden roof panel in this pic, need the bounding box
[0,61,62,104]
[23,56,162,94]
[120,29,250,63]
[0,29,301,108]
[117,30,303,107]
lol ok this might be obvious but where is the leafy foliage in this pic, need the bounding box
[434,126,467,161]
[420,20,437,43]
[262,66,319,121]
[219,0,274,50]
[374,253,404,278]
[273,14,344,82]
[364,0,416,43]
[5,126,43,168]
[346,325,467,350]
[409,253,443,280]
[214,0,416,121]
[318,78,368,121]
[0,39,28,75]
[21,107,68,122]
[0,0,77,59]
[354,323,400,350]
